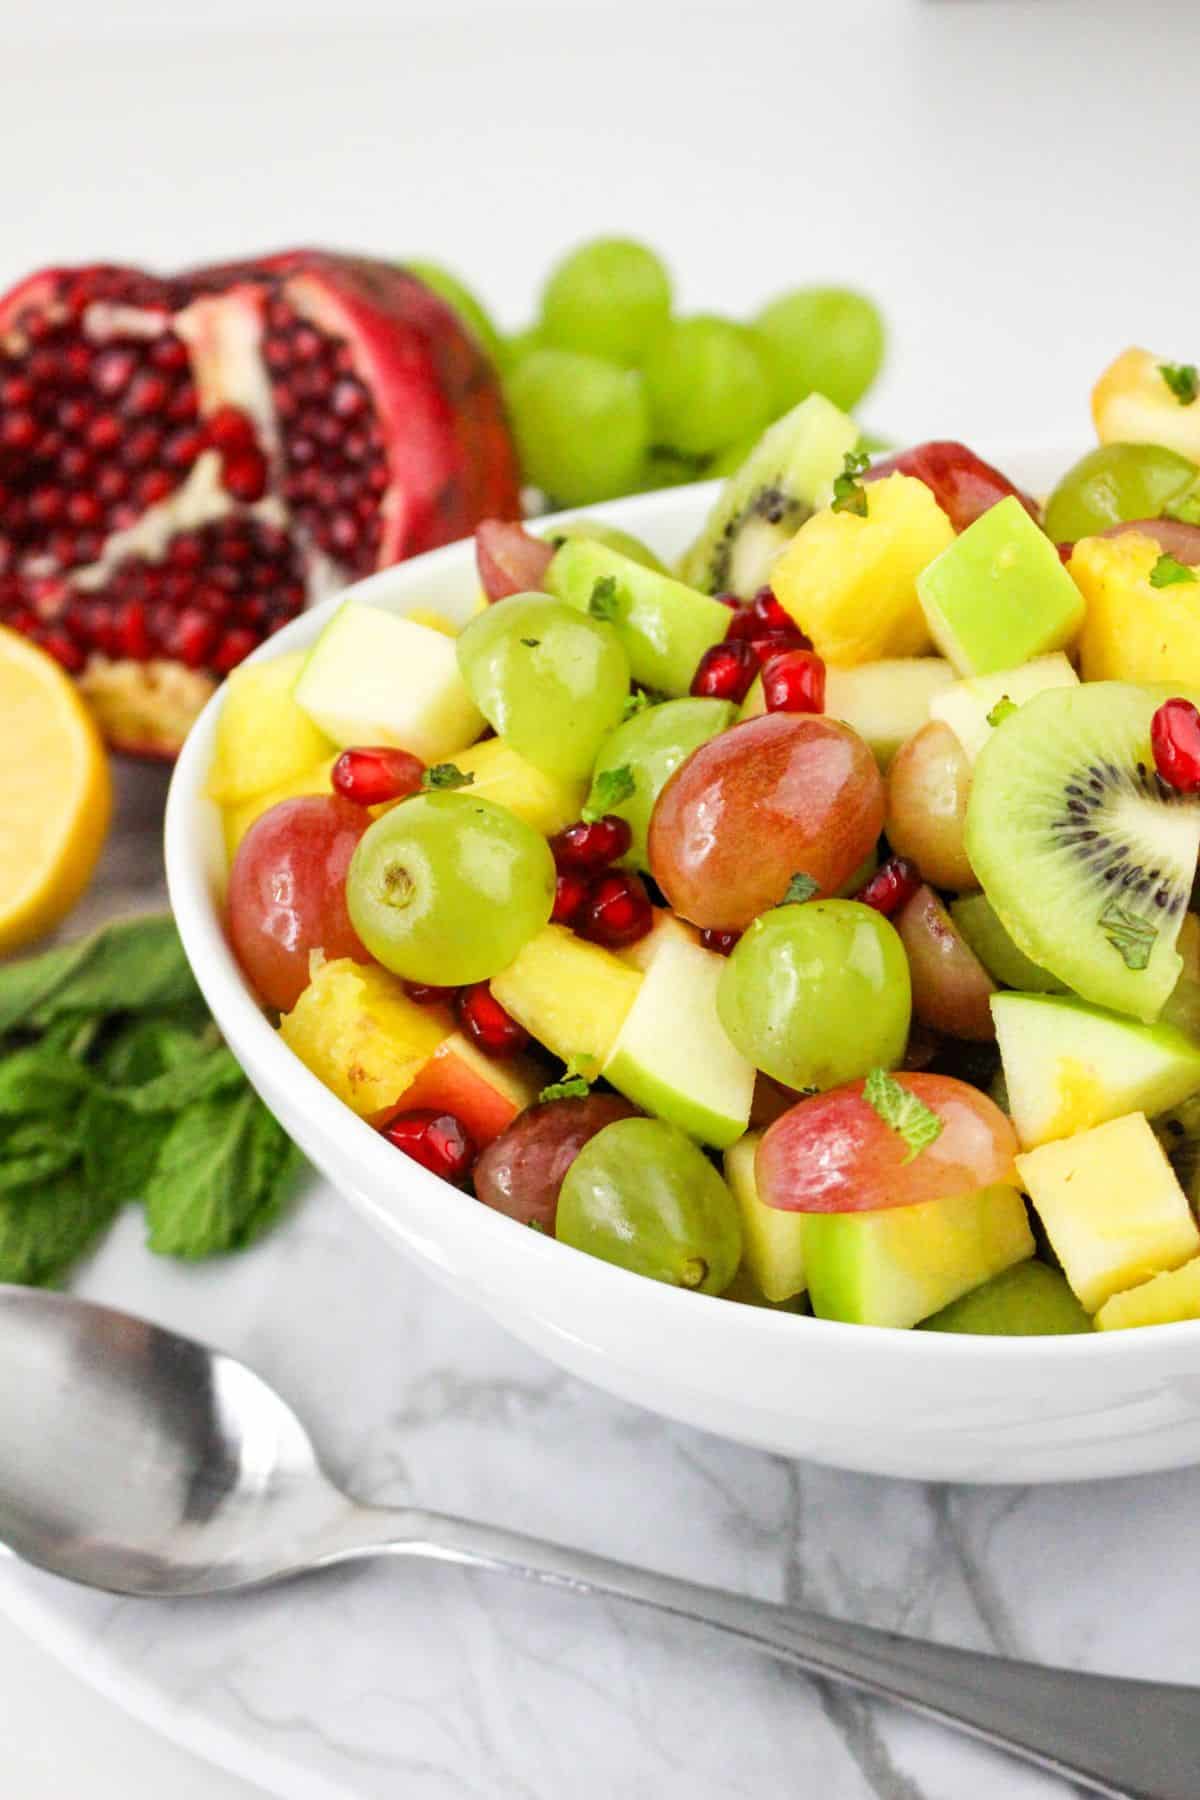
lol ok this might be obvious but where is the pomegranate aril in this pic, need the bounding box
[456,983,530,1058]
[381,1108,475,1184]
[91,346,136,396]
[550,813,633,871]
[2,412,36,452]
[552,868,590,925]
[40,630,86,673]
[762,648,826,715]
[331,745,425,806]
[699,927,741,955]
[854,855,922,918]
[577,870,654,948]
[205,404,257,451]
[403,981,456,1007]
[149,335,189,373]
[126,372,168,416]
[690,639,759,704]
[748,587,795,634]
[1151,698,1200,795]
[86,412,122,452]
[65,491,102,528]
[136,468,175,507]
[222,447,269,502]
[211,627,258,674]
[170,608,219,668]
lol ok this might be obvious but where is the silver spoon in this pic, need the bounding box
[0,1286,1193,1799]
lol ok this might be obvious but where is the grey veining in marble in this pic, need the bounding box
[2,762,1196,1800]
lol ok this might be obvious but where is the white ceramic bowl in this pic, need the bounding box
[166,447,1200,1485]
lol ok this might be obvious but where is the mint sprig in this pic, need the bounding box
[583,765,635,821]
[1159,362,1199,407]
[831,449,871,517]
[986,695,1018,728]
[781,871,819,906]
[1150,553,1198,590]
[538,1074,592,1103]
[863,1068,943,1163]
[421,762,474,790]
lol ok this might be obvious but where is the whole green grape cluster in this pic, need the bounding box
[406,241,886,508]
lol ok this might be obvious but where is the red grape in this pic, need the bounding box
[895,885,996,1041]
[473,1094,638,1233]
[864,441,1038,533]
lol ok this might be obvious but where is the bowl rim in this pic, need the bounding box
[164,461,1200,1364]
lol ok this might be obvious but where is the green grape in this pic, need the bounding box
[540,237,672,367]
[347,793,554,986]
[500,324,541,373]
[642,316,772,457]
[717,899,911,1090]
[585,697,736,869]
[456,593,630,781]
[753,287,886,414]
[1042,443,1199,543]
[407,260,504,368]
[539,517,669,575]
[505,349,650,504]
[556,1117,742,1292]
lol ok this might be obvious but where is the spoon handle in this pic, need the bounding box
[359,1507,1194,1799]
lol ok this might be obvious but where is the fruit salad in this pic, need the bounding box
[211,348,1200,1338]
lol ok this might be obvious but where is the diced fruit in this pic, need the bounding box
[603,916,755,1147]
[964,682,1200,1022]
[390,1031,542,1149]
[950,893,1066,993]
[770,473,953,665]
[206,650,335,805]
[294,602,484,760]
[724,1132,807,1304]
[546,538,729,697]
[539,517,668,575]
[1016,1112,1200,1312]
[929,653,1079,762]
[473,1093,639,1233]
[489,924,642,1068]
[1043,442,1198,544]
[405,609,460,637]
[802,1184,1034,1329]
[816,658,955,767]
[920,1260,1091,1335]
[718,899,910,1090]
[585,697,736,869]
[451,736,586,837]
[456,593,629,781]
[896,885,995,1042]
[990,991,1200,1150]
[680,393,859,596]
[347,793,555,986]
[1095,1258,1200,1331]
[1071,531,1200,686]
[917,497,1085,676]
[1092,348,1200,463]
[885,720,975,890]
[222,756,338,862]
[556,1116,742,1293]
[278,957,451,1119]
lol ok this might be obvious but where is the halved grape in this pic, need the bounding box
[539,237,672,367]
[886,721,975,891]
[1043,443,1198,544]
[753,286,885,414]
[505,349,650,504]
[641,317,772,457]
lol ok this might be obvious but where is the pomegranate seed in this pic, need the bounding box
[1,411,36,452]
[205,404,257,451]
[115,598,151,659]
[149,335,189,373]
[29,487,65,525]
[331,378,366,418]
[700,927,741,955]
[211,627,259,674]
[221,446,269,503]
[690,639,759,704]
[91,346,135,396]
[169,607,218,668]
[331,745,425,805]
[552,868,590,925]
[136,468,174,507]
[403,981,456,1006]
[456,983,530,1058]
[854,855,922,918]
[328,511,359,554]
[748,586,797,635]
[381,1108,475,1183]
[1151,698,1200,794]
[40,631,86,673]
[577,871,654,948]
[0,375,33,408]
[714,590,740,611]
[65,491,102,528]
[164,426,207,467]
[126,372,168,416]
[57,395,89,433]
[123,425,161,467]
[86,412,122,452]
[60,446,91,483]
[551,813,633,871]
[762,648,826,714]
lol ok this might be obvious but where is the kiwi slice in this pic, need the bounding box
[678,392,857,595]
[965,682,1200,1023]
[1154,1090,1200,1204]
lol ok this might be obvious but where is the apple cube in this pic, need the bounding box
[490,925,642,1071]
[1096,1257,1200,1331]
[1015,1113,1200,1313]
[724,1132,807,1304]
[278,957,452,1119]
[207,649,335,805]
[917,496,1085,675]
[929,652,1078,761]
[389,1031,542,1149]
[547,538,730,697]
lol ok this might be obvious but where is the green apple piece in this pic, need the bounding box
[1096,1257,1200,1331]
[916,496,1085,676]
[546,538,730,696]
[929,653,1079,761]
[802,1185,1035,1329]
[950,894,1066,993]
[293,600,484,759]
[603,917,754,1148]
[539,517,668,575]
[991,990,1200,1150]
[920,1261,1091,1335]
[585,697,735,869]
[1016,1112,1200,1313]
[724,1131,807,1304]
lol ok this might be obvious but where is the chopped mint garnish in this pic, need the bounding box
[538,1074,592,1103]
[520,636,541,648]
[1099,898,1158,971]
[583,765,635,821]
[1149,553,1198,590]
[1165,491,1200,527]
[831,449,871,518]
[863,1068,943,1163]
[782,871,820,906]
[622,687,658,720]
[987,695,1018,728]
[421,763,474,790]
[589,576,621,622]
[1159,362,1199,406]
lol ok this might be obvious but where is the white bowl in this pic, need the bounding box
[166,446,1200,1485]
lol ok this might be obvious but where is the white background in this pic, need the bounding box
[2,0,1197,1793]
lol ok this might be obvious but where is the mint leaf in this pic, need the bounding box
[1159,362,1199,406]
[421,763,474,791]
[97,1014,212,1087]
[144,1087,303,1259]
[0,1118,83,1192]
[82,1090,173,1206]
[831,449,871,518]
[622,687,659,720]
[538,1074,592,1103]
[114,1043,245,1114]
[0,1046,97,1120]
[0,1169,118,1288]
[583,765,635,822]
[1099,897,1158,971]
[1150,553,1198,589]
[863,1068,944,1163]
[782,871,819,906]
[987,695,1018,728]
[588,576,621,622]
[1,916,202,1034]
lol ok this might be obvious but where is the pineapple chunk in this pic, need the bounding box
[769,474,953,665]
[1096,1258,1200,1331]
[490,925,641,1070]
[1016,1113,1200,1313]
[279,957,451,1119]
[451,737,586,837]
[406,608,458,636]
[724,1132,807,1304]
[207,650,335,806]
[222,755,337,861]
[1071,531,1200,685]
[1093,347,1200,462]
